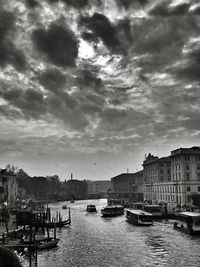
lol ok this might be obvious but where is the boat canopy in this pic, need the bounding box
[126,209,152,216]
[180,212,200,218]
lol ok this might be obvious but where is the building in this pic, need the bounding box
[86,180,111,199]
[143,147,200,211]
[65,179,88,200]
[110,171,143,202]
[143,154,171,208]
[0,169,18,207]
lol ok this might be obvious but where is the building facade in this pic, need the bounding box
[86,180,111,198]
[110,171,143,202]
[0,169,18,207]
[143,147,200,211]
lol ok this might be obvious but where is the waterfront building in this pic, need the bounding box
[143,147,200,212]
[0,169,18,207]
[64,179,88,200]
[86,180,111,199]
[110,171,143,202]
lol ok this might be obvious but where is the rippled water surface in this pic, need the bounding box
[23,199,200,267]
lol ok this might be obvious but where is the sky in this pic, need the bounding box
[0,0,200,181]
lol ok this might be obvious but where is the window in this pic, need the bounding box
[186,164,190,170]
[186,173,190,181]
[197,164,200,170]
[185,156,190,161]
[198,173,200,181]
[196,156,200,161]
[198,187,200,192]
[160,169,163,174]
[167,169,170,174]
[187,186,190,192]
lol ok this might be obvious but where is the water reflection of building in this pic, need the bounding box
[0,169,18,207]
[86,180,111,199]
[143,147,200,211]
[110,171,143,202]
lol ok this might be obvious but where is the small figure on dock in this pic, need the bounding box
[0,247,23,267]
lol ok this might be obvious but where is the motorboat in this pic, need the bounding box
[125,209,153,226]
[86,204,97,212]
[101,205,124,217]
[174,212,200,235]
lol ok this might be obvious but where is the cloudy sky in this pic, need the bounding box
[0,0,200,181]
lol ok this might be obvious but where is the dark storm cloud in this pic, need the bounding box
[32,23,79,67]
[100,108,152,132]
[25,0,40,8]
[132,14,197,76]
[149,1,191,17]
[0,9,26,71]
[1,88,46,119]
[47,0,102,9]
[38,68,67,92]
[0,105,23,120]
[116,18,133,48]
[191,4,200,15]
[0,9,15,38]
[38,68,77,109]
[116,0,149,9]
[80,13,125,54]
[173,48,200,83]
[46,94,89,130]
[76,68,102,90]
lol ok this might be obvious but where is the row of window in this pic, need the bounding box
[144,185,200,193]
[171,155,200,162]
[145,172,200,183]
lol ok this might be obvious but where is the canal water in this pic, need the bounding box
[23,199,200,267]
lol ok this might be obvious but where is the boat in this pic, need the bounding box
[70,199,75,203]
[174,212,200,235]
[45,218,71,228]
[62,205,67,209]
[23,236,53,245]
[86,204,97,212]
[125,209,153,226]
[37,238,60,250]
[143,205,163,217]
[101,205,124,217]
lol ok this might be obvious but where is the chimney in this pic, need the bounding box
[71,173,73,180]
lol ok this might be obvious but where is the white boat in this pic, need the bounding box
[101,205,124,217]
[125,209,153,226]
[174,212,200,235]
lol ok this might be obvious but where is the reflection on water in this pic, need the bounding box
[23,199,200,267]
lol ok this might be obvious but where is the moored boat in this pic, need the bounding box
[37,238,60,250]
[174,212,200,235]
[62,205,67,209]
[101,205,124,217]
[143,205,163,218]
[86,204,97,212]
[125,209,153,226]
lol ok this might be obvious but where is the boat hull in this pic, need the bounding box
[174,223,200,236]
[37,238,60,250]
